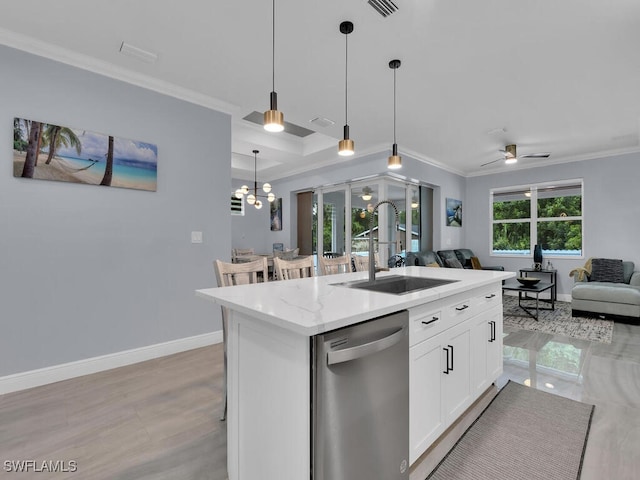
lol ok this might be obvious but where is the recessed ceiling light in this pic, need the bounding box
[487,127,507,135]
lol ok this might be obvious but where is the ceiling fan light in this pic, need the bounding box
[362,193,372,201]
[411,199,419,209]
[505,158,518,165]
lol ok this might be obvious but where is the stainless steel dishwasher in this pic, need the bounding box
[312,310,409,480]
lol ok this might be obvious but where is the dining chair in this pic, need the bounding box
[318,255,351,275]
[352,253,379,272]
[213,257,268,420]
[231,248,254,263]
[273,255,315,280]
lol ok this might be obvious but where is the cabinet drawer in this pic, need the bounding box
[410,303,444,346]
[471,285,502,314]
[443,295,473,324]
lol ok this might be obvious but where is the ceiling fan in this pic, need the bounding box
[481,144,551,167]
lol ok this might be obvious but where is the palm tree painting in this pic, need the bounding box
[13,117,158,192]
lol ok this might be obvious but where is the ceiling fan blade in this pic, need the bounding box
[480,158,503,167]
[519,153,551,159]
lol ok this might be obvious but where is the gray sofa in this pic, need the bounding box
[406,249,504,271]
[571,260,640,320]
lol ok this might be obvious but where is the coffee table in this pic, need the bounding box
[502,280,555,321]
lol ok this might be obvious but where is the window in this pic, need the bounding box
[491,180,582,257]
[231,195,244,216]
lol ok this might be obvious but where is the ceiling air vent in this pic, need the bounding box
[368,0,399,17]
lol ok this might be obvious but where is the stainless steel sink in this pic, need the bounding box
[334,275,458,295]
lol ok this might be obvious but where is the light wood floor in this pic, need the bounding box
[2,321,639,479]
[0,345,227,480]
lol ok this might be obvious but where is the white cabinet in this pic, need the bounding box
[409,286,503,465]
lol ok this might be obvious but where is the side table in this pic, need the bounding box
[519,268,557,302]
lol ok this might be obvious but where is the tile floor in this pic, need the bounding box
[498,321,640,480]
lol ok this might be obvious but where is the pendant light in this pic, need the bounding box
[264,0,284,132]
[388,59,402,170]
[338,21,354,156]
[234,150,276,210]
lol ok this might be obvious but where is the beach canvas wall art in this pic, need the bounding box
[13,118,158,192]
[446,197,462,227]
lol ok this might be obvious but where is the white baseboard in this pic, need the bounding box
[0,330,223,395]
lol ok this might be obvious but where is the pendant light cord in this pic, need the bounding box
[271,0,275,92]
[344,32,348,124]
[254,151,258,193]
[393,67,397,143]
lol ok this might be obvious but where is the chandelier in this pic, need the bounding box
[235,150,276,209]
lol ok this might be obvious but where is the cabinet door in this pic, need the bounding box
[409,334,445,464]
[470,306,503,395]
[487,306,503,381]
[442,321,472,424]
[470,310,490,395]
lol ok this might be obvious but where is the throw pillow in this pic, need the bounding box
[590,258,625,283]
[470,256,483,270]
[426,262,440,268]
[445,258,464,269]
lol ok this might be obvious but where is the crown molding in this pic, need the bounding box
[0,27,237,115]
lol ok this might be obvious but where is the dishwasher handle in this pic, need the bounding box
[327,326,405,366]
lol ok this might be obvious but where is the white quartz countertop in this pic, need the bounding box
[196,266,514,336]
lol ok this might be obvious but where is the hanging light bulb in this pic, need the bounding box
[264,0,284,132]
[338,21,355,156]
[255,200,263,209]
[267,192,276,202]
[388,59,402,170]
[247,194,256,205]
[262,182,272,193]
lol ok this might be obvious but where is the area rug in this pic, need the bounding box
[503,295,613,344]
[427,381,595,480]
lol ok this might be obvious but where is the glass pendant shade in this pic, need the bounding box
[267,192,276,202]
[235,189,243,199]
[247,194,256,205]
[338,126,354,156]
[262,183,272,193]
[264,94,284,132]
[255,200,263,209]
[388,143,402,170]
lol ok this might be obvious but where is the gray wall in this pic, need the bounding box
[465,152,640,297]
[0,46,230,376]
[232,152,467,255]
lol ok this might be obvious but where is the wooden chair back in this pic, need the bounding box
[214,257,268,287]
[273,255,315,280]
[231,248,255,263]
[351,253,379,272]
[318,255,351,275]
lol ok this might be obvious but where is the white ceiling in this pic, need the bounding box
[2,0,640,181]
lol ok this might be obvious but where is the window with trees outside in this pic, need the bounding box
[491,180,583,257]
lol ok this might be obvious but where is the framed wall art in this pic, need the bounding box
[446,197,462,227]
[13,117,157,192]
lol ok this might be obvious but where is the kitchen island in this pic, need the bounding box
[197,266,513,480]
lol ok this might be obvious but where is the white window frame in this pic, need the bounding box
[490,179,583,259]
